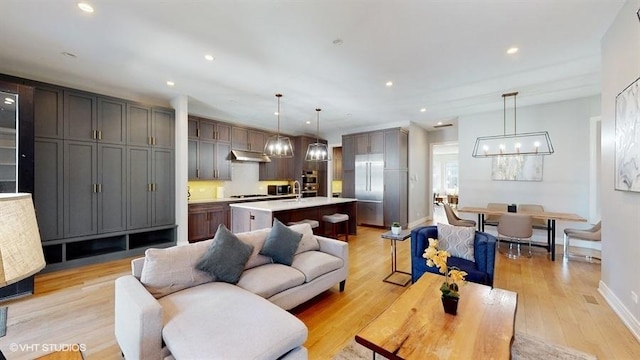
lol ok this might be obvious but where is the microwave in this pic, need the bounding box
[268,185,291,195]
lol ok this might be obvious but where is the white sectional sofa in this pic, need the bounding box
[114,222,348,360]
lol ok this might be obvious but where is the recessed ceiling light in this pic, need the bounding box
[385,81,393,87]
[437,121,443,125]
[306,121,311,124]
[166,81,175,87]
[77,2,94,13]
[274,112,279,116]
[204,54,214,61]
[506,47,519,55]
[420,108,426,112]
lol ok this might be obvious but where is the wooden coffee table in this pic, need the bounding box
[355,272,518,359]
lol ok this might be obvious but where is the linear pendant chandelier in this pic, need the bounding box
[305,108,331,162]
[264,93,294,158]
[472,92,554,158]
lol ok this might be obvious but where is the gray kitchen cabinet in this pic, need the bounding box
[342,127,407,226]
[34,87,63,139]
[152,108,174,148]
[31,81,176,272]
[383,170,408,228]
[188,202,230,243]
[188,139,232,181]
[34,138,63,241]
[232,127,266,152]
[63,141,98,237]
[97,97,127,144]
[97,144,127,233]
[127,104,151,146]
[341,135,355,171]
[355,131,384,155]
[152,148,175,226]
[259,156,294,181]
[127,146,175,230]
[127,105,174,148]
[384,128,408,170]
[189,116,231,142]
[64,91,97,142]
[63,141,127,238]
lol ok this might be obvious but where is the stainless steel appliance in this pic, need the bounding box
[301,170,318,197]
[267,185,291,195]
[355,153,384,226]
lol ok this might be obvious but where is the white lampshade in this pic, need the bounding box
[0,193,45,287]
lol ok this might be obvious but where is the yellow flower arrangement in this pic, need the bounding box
[422,238,467,298]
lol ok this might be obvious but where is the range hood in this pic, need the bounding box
[229,150,271,163]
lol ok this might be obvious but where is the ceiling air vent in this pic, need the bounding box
[433,123,453,128]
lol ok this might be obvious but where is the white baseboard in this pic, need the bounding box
[598,280,640,342]
[408,217,429,229]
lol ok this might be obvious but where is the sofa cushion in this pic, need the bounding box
[195,224,254,284]
[236,263,305,299]
[437,222,476,262]
[260,218,303,266]
[291,251,344,282]
[289,223,320,254]
[159,282,307,360]
[235,227,272,270]
[140,240,213,299]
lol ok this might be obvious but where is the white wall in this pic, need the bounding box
[458,95,601,241]
[600,0,640,340]
[408,122,430,226]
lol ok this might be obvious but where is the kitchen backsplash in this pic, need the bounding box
[188,162,289,200]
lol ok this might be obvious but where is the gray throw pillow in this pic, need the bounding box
[437,222,476,262]
[260,218,303,266]
[195,224,254,284]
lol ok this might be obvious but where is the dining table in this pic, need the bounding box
[457,206,587,261]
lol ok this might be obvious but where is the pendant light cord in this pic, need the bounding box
[315,108,321,144]
[276,93,282,137]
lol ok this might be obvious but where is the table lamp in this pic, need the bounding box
[0,193,46,339]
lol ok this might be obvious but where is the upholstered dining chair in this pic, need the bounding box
[564,221,601,262]
[484,203,508,228]
[497,213,533,258]
[517,204,549,231]
[443,203,476,228]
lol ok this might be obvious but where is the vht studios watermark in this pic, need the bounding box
[9,343,86,353]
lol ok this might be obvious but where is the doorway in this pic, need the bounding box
[431,143,458,223]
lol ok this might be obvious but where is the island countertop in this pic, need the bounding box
[229,196,357,212]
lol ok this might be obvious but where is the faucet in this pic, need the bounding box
[293,180,301,201]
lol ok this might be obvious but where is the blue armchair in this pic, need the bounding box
[410,225,497,286]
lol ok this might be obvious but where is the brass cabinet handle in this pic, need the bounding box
[196,169,200,178]
[197,128,200,138]
[98,130,102,140]
[97,184,102,193]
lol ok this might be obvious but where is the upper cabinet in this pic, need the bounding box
[34,87,63,139]
[127,104,174,148]
[232,127,267,152]
[189,116,231,142]
[355,131,384,155]
[188,116,232,181]
[63,91,96,142]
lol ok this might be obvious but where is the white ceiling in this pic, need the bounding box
[0,0,624,139]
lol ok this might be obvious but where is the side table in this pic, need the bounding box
[380,229,412,286]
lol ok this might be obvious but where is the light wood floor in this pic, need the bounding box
[1,224,639,359]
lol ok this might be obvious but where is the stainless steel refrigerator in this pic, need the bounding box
[355,153,384,226]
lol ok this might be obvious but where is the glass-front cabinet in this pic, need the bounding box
[0,90,17,193]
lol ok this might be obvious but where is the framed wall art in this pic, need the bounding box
[615,76,640,192]
[491,155,543,181]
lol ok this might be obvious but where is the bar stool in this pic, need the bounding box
[287,219,320,229]
[322,213,349,241]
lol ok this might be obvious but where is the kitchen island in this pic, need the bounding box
[229,197,358,236]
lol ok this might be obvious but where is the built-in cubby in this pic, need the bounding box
[66,236,127,261]
[129,227,175,249]
[41,226,176,272]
